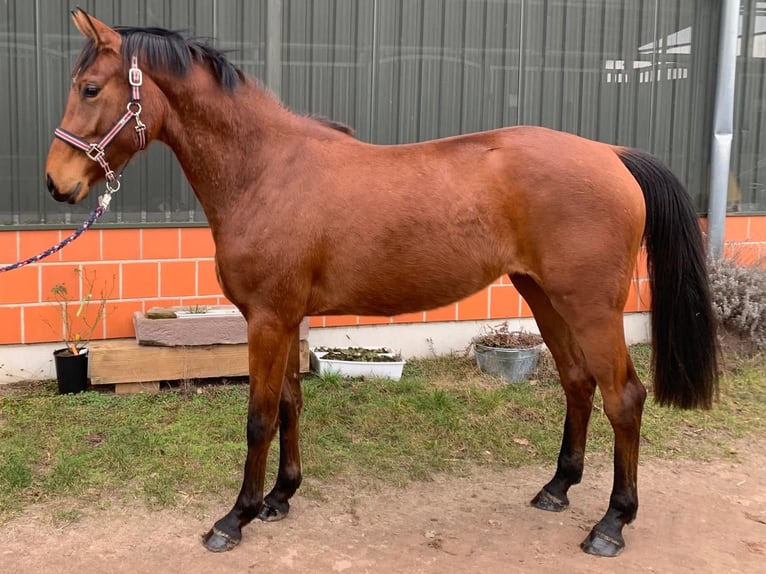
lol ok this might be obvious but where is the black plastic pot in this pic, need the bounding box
[53,348,89,394]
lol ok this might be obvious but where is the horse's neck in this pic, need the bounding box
[156,69,293,227]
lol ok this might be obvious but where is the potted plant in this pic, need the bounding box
[310,346,406,380]
[472,323,544,383]
[46,267,114,394]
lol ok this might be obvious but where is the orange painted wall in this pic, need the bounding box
[0,216,763,346]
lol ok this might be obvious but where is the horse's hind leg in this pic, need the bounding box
[259,332,303,521]
[515,274,646,556]
[511,275,597,512]
[569,312,646,557]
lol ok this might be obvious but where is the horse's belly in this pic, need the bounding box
[312,253,504,317]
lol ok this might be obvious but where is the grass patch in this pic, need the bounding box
[0,346,763,521]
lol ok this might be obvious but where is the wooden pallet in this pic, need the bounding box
[89,339,309,394]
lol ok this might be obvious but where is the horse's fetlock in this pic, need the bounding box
[558,452,585,484]
[280,466,302,492]
[609,492,638,523]
[235,493,263,523]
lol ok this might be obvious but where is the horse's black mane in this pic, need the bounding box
[76,26,243,91]
[75,25,356,137]
[306,114,355,137]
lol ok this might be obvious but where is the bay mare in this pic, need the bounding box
[44,9,718,558]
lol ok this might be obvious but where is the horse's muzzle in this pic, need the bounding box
[46,174,82,204]
[46,173,58,197]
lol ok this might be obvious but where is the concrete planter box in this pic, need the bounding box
[133,306,308,347]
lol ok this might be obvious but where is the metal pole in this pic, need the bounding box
[368,0,379,142]
[707,0,740,258]
[265,0,282,96]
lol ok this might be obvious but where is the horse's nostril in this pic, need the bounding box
[46,173,58,196]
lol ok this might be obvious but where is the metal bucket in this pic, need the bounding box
[473,343,542,383]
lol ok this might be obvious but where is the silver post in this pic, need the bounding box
[707,0,740,258]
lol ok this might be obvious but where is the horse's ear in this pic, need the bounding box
[71,8,121,53]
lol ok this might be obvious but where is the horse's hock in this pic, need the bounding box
[88,308,310,394]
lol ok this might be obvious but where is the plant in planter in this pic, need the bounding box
[310,346,406,380]
[46,267,114,394]
[472,323,544,383]
[183,304,210,315]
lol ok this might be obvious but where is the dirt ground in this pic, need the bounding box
[1,439,764,574]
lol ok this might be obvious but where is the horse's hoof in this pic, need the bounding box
[531,488,569,512]
[201,527,241,552]
[580,528,624,557]
[257,501,288,522]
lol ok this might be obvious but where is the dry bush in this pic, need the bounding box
[708,254,766,351]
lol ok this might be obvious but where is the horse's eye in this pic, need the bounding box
[82,85,101,98]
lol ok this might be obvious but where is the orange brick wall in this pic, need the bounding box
[0,216,764,346]
[0,228,220,346]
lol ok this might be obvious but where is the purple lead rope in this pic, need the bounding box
[0,194,111,273]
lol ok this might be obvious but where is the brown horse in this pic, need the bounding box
[45,10,718,558]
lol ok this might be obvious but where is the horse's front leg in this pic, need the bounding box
[202,316,296,552]
[259,332,303,521]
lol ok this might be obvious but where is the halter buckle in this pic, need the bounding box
[129,67,143,87]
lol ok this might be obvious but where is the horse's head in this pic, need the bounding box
[46,9,162,204]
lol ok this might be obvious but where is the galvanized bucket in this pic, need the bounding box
[473,343,542,383]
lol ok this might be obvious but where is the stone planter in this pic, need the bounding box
[133,306,248,346]
[135,306,308,347]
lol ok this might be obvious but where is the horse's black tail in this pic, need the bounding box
[615,147,719,409]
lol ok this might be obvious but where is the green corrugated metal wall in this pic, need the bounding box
[0,0,763,226]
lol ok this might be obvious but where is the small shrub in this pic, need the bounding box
[708,255,766,350]
[45,266,116,355]
[472,322,543,349]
